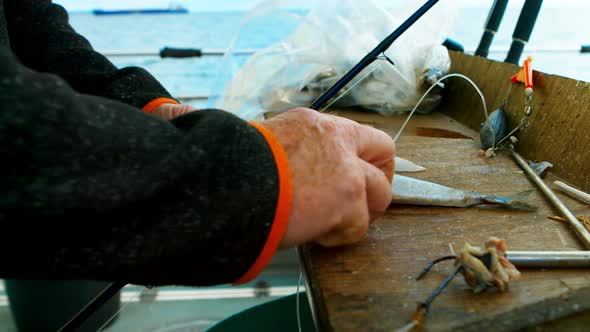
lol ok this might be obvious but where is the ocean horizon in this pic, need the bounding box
[63,6,589,109]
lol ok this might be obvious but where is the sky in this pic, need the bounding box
[55,0,590,12]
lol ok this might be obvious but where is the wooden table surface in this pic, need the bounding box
[301,110,590,331]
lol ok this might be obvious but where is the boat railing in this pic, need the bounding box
[99,44,589,102]
[100,45,590,58]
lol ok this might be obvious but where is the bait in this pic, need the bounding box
[395,157,426,173]
[391,174,537,210]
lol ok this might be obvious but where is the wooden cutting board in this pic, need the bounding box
[301,111,590,331]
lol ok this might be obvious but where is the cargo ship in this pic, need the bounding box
[92,4,188,15]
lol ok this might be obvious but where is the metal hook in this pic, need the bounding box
[381,52,396,66]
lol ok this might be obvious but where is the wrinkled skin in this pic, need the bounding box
[150,103,196,120]
[261,108,396,248]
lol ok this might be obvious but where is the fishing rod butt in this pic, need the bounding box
[504,0,543,64]
[475,32,495,58]
[505,41,526,65]
[475,0,509,57]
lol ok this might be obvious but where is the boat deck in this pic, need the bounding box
[301,110,590,331]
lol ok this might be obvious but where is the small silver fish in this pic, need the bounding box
[391,174,537,210]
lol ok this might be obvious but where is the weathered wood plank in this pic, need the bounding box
[440,51,590,192]
[304,112,590,331]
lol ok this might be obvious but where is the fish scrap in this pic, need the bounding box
[528,160,553,178]
[395,157,426,173]
[458,237,521,293]
[399,237,520,331]
[549,215,590,233]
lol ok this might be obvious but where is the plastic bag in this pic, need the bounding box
[216,0,458,121]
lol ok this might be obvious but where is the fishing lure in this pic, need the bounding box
[480,107,508,150]
[481,56,535,157]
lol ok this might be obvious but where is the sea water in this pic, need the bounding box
[65,7,590,110]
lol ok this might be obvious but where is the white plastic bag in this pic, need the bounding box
[216,0,458,121]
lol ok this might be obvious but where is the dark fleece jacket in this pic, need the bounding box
[0,0,289,287]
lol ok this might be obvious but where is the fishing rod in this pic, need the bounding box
[101,45,590,58]
[475,0,509,58]
[57,281,126,332]
[60,1,442,330]
[102,41,590,59]
[309,0,440,110]
[504,0,543,64]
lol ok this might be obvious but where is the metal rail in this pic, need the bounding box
[99,46,590,58]
[508,251,590,268]
[101,47,258,57]
[508,141,590,249]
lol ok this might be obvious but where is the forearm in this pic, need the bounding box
[4,0,176,109]
[0,48,290,286]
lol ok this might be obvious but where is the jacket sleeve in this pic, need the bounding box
[0,47,292,287]
[4,0,178,111]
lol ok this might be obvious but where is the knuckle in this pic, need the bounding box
[345,173,365,201]
[319,118,339,135]
[288,107,316,121]
[343,122,361,140]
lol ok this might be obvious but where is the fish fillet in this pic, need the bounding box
[395,157,426,172]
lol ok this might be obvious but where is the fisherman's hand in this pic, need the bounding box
[150,103,196,120]
[260,108,395,248]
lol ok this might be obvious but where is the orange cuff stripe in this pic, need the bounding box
[233,121,293,285]
[141,97,179,113]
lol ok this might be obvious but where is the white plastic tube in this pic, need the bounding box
[554,181,590,206]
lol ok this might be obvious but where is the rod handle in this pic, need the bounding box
[475,0,509,57]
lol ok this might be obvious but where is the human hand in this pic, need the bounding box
[260,108,395,248]
[150,103,196,120]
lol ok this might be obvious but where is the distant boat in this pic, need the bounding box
[92,3,188,15]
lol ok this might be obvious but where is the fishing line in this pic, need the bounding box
[392,73,493,147]
[303,73,493,332]
[58,281,127,332]
[296,270,303,332]
[316,67,494,150]
[96,287,148,331]
[318,62,384,113]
